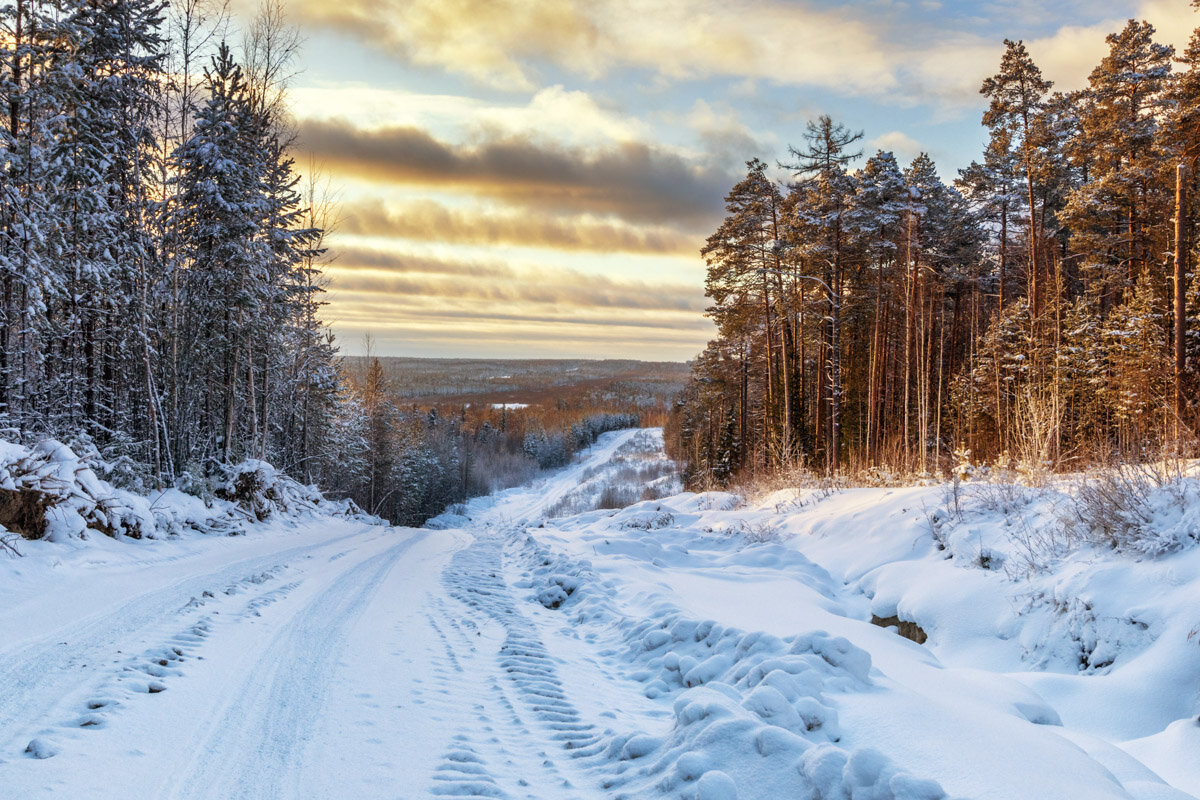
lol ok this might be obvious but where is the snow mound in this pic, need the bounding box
[1,439,160,541]
[215,459,365,522]
[516,527,958,800]
[0,439,375,546]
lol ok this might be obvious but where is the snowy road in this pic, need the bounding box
[2,429,1198,799]
[0,430,645,799]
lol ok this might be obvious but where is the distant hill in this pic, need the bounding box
[341,357,692,409]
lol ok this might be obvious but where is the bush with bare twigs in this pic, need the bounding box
[1062,463,1199,557]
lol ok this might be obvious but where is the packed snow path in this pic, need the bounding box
[0,430,641,799]
[2,429,1198,799]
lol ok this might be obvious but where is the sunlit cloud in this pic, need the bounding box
[296,118,732,226]
[330,301,712,335]
[290,0,897,94]
[329,317,711,360]
[290,84,646,150]
[679,99,775,168]
[902,34,1001,110]
[339,198,697,255]
[327,254,707,314]
[324,283,714,360]
[333,246,516,279]
[286,0,1193,116]
[1027,22,1124,91]
[1023,2,1191,93]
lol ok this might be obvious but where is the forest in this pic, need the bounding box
[9,0,1200,524]
[0,0,653,526]
[0,0,341,486]
[667,17,1200,486]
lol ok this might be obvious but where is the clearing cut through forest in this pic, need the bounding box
[1,429,1198,800]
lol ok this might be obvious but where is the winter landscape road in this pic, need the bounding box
[2,429,1199,799]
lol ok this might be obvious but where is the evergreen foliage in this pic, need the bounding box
[669,14,1200,483]
[0,1,345,497]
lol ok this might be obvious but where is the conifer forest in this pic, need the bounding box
[8,4,1200,799]
[0,0,653,525]
[1,0,339,483]
[667,23,1200,485]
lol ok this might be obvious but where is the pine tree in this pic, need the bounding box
[856,150,909,463]
[783,116,863,471]
[957,128,1019,314]
[1065,20,1174,302]
[702,158,786,467]
[981,40,1052,317]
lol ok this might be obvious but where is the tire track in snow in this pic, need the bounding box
[168,532,423,800]
[431,528,609,799]
[0,530,363,759]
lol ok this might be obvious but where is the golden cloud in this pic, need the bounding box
[290,0,895,94]
[333,245,516,279]
[339,198,698,255]
[322,269,713,359]
[327,249,707,313]
[296,118,731,226]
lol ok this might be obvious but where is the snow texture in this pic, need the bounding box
[1,429,1198,799]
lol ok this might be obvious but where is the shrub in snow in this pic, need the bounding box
[951,445,981,482]
[0,439,374,543]
[210,459,373,525]
[736,518,783,544]
[215,460,322,521]
[0,440,157,541]
[858,464,903,486]
[596,483,639,510]
[620,506,675,530]
[1064,466,1200,557]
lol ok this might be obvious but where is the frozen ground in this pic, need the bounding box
[2,429,1198,799]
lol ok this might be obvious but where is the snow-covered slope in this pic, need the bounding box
[2,429,1197,799]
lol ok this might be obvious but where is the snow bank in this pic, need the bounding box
[514,530,961,800]
[0,439,375,547]
[514,461,1200,799]
[214,459,365,522]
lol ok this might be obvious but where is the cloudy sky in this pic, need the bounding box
[259,0,1195,361]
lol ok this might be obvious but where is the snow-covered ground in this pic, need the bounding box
[2,429,1198,799]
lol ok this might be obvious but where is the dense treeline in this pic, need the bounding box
[327,356,642,526]
[0,0,343,490]
[669,14,1200,484]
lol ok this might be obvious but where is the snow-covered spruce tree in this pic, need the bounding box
[165,42,263,467]
[163,38,333,474]
[0,0,60,435]
[235,0,337,474]
[0,0,168,477]
[48,0,166,467]
[240,114,325,468]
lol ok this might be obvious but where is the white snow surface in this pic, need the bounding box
[2,429,1198,799]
